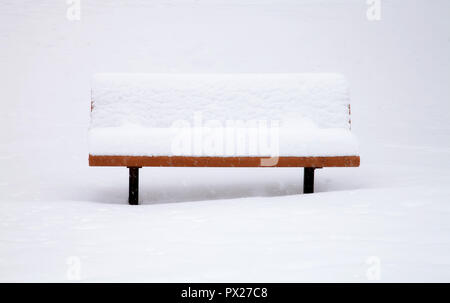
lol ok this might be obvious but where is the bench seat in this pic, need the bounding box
[88,126,359,164]
[89,155,360,168]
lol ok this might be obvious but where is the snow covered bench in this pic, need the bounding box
[89,74,360,205]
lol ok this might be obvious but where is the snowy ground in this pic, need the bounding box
[1,0,450,282]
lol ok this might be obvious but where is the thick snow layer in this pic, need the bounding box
[1,0,450,282]
[88,126,358,157]
[91,73,350,129]
[90,73,356,157]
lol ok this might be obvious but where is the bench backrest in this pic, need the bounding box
[91,73,351,130]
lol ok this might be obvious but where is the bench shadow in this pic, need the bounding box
[140,181,301,205]
[84,167,368,205]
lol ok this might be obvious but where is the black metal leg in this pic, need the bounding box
[303,167,315,194]
[128,167,139,205]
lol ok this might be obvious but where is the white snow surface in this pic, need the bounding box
[91,73,350,129]
[88,126,359,157]
[90,73,357,157]
[1,0,450,282]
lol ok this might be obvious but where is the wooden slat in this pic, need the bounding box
[89,155,360,167]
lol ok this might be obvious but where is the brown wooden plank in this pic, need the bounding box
[89,155,360,167]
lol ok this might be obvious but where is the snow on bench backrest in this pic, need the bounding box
[90,73,351,130]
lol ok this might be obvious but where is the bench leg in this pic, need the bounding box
[303,167,315,194]
[128,167,140,205]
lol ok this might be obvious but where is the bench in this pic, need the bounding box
[89,73,360,205]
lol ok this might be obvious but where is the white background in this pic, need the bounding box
[1,0,450,282]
